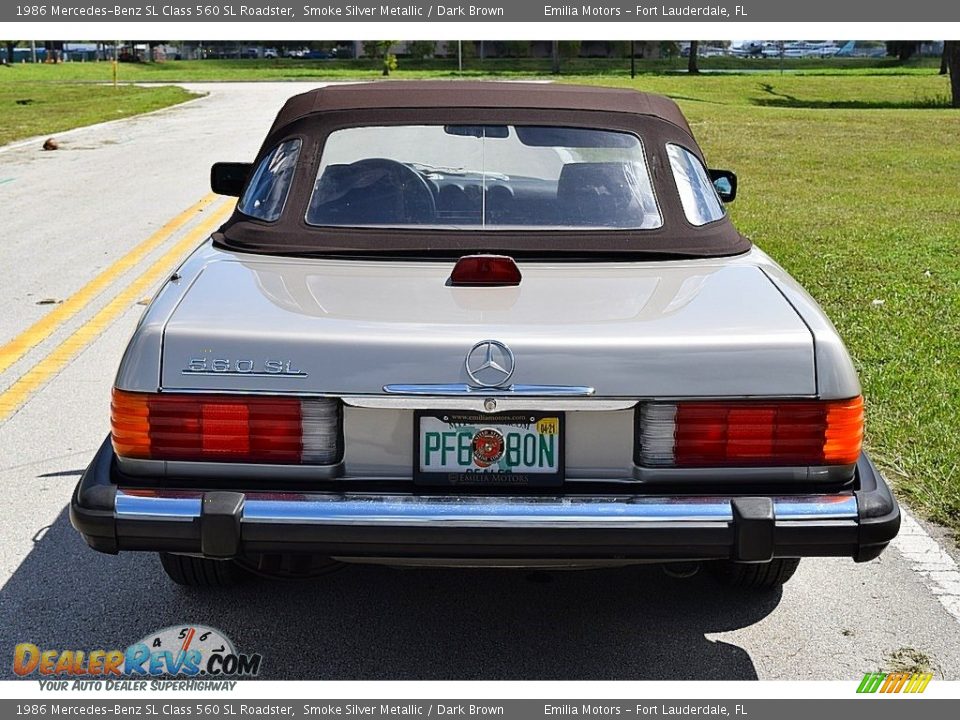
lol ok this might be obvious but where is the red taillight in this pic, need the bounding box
[111,389,339,465]
[639,397,864,468]
[450,255,522,286]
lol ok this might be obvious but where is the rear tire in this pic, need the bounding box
[236,553,343,580]
[159,553,247,587]
[708,558,800,590]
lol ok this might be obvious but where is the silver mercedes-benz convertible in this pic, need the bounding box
[71,82,899,590]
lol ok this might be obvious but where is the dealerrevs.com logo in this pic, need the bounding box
[13,625,262,688]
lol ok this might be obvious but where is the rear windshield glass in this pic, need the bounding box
[306,125,661,230]
[238,138,301,222]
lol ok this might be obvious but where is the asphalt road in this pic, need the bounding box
[1,82,959,681]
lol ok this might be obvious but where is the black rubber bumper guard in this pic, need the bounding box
[70,437,900,563]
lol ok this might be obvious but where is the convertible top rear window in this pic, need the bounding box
[306,125,662,231]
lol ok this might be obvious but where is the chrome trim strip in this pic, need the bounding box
[117,457,344,480]
[772,496,858,521]
[241,496,730,525]
[115,492,202,521]
[114,489,859,526]
[345,395,633,412]
[153,388,815,402]
[382,384,595,396]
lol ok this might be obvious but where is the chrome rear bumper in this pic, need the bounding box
[114,490,859,526]
[71,437,899,564]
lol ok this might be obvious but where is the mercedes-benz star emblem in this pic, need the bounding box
[465,340,515,388]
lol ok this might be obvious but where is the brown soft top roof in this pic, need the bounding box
[215,81,751,259]
[269,81,693,135]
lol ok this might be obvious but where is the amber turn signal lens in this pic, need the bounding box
[111,388,151,459]
[822,395,865,465]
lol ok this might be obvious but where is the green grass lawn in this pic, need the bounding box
[0,55,944,83]
[0,82,197,145]
[2,58,958,530]
[569,72,959,529]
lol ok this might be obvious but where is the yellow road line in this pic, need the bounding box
[0,201,234,423]
[0,193,219,377]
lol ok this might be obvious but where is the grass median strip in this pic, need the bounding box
[0,200,233,423]
[0,83,198,147]
[0,193,219,377]
[0,56,943,85]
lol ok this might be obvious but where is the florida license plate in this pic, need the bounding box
[414,411,564,487]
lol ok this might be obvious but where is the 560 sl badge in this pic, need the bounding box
[182,357,307,378]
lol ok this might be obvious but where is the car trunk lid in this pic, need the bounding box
[159,256,816,398]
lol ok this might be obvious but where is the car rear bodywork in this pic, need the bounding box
[70,83,900,578]
[71,242,899,566]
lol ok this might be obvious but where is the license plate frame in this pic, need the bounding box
[413,410,565,487]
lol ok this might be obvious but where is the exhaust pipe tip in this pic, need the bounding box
[661,561,701,579]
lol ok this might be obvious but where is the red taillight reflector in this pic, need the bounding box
[200,402,251,455]
[111,389,338,465]
[450,255,522,286]
[639,397,864,468]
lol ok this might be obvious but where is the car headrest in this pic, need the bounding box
[556,162,649,228]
